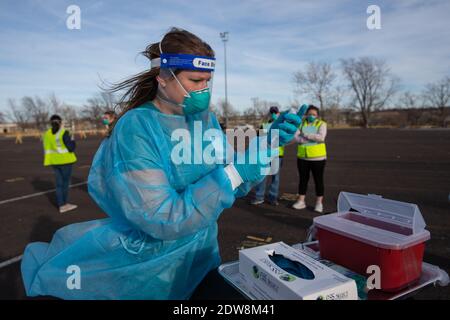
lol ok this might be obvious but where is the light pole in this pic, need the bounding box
[220,31,229,128]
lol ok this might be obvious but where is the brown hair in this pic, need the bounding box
[106,27,215,136]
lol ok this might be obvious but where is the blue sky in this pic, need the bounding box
[1,0,449,113]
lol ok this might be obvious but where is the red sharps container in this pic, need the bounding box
[314,192,430,292]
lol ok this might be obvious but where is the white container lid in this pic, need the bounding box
[314,192,430,250]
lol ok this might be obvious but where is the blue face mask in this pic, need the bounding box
[307,115,316,123]
[271,113,278,121]
[102,119,110,125]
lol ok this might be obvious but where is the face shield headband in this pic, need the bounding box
[151,53,216,72]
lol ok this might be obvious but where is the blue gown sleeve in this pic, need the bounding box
[235,181,257,198]
[88,110,237,241]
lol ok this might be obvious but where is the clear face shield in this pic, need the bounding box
[159,66,214,99]
[151,45,215,115]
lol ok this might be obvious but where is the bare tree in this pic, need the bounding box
[242,98,280,129]
[321,85,346,125]
[287,98,301,110]
[82,98,107,126]
[242,107,255,117]
[249,97,280,118]
[0,111,5,123]
[399,91,422,109]
[341,57,399,128]
[100,91,117,111]
[242,106,257,125]
[398,91,423,127]
[6,95,81,131]
[81,92,116,127]
[218,98,238,120]
[422,76,450,127]
[293,61,337,111]
[49,93,63,114]
[61,105,79,126]
[47,93,78,124]
[21,96,50,130]
[7,99,29,130]
[209,101,221,118]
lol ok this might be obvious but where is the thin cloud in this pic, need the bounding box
[0,0,449,112]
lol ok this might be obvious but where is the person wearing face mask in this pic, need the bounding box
[42,115,78,213]
[101,110,117,128]
[21,28,301,300]
[292,105,327,213]
[251,106,285,206]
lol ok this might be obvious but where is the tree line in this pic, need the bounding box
[2,56,449,129]
[214,57,449,128]
[3,92,117,130]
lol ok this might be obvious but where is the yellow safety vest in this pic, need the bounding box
[297,119,327,159]
[43,128,77,166]
[261,122,285,157]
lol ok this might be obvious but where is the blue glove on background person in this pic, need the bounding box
[297,104,308,119]
[267,107,304,147]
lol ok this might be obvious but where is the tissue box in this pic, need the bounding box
[239,242,358,300]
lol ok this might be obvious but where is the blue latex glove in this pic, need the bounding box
[234,138,278,183]
[269,252,315,280]
[297,104,308,119]
[267,110,302,147]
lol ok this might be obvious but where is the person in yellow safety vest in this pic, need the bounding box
[43,115,78,213]
[292,105,327,213]
[251,106,285,206]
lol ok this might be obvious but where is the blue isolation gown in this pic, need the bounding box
[21,102,254,299]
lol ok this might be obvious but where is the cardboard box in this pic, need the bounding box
[239,242,358,300]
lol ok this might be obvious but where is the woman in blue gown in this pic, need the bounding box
[21,28,301,299]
